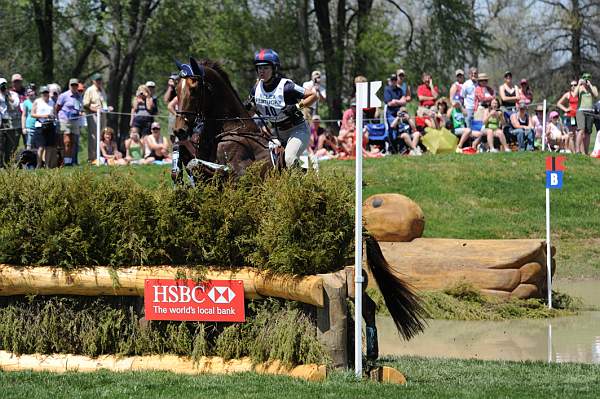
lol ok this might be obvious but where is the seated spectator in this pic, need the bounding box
[130,84,154,137]
[474,73,495,119]
[390,108,422,156]
[449,69,464,104]
[499,71,520,110]
[532,104,544,146]
[100,127,127,165]
[510,101,535,151]
[448,96,473,152]
[30,86,57,168]
[481,98,511,152]
[546,111,570,152]
[145,122,171,163]
[125,128,150,164]
[434,98,450,129]
[417,72,439,116]
[337,116,379,158]
[519,79,533,105]
[312,128,340,159]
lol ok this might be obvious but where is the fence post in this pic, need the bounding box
[96,108,101,166]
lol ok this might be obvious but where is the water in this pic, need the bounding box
[378,280,600,364]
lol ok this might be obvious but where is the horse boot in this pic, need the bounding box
[363,292,379,364]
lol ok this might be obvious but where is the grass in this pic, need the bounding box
[1,356,600,398]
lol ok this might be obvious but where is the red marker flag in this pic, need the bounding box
[545,156,566,172]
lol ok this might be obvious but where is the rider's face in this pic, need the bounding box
[257,65,273,82]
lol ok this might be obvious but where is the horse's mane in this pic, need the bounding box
[199,59,244,105]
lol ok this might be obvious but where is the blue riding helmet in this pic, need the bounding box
[254,49,280,70]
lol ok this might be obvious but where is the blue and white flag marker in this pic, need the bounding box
[354,81,382,379]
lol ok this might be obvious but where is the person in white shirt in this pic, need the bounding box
[302,70,326,119]
[460,67,478,129]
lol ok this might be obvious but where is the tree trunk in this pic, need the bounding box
[296,0,311,77]
[32,0,54,82]
[353,0,374,77]
[70,35,98,79]
[570,0,583,78]
[119,57,136,148]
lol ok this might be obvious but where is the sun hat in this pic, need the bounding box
[535,104,543,112]
[40,85,50,93]
[389,74,397,81]
[520,79,528,85]
[455,69,464,76]
[549,111,559,119]
[69,78,79,86]
[151,121,161,129]
[145,81,156,87]
[477,73,489,81]
[396,69,405,76]
[311,70,321,79]
[91,73,103,81]
[11,74,23,82]
[312,114,321,122]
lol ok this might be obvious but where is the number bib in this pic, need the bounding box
[254,78,290,118]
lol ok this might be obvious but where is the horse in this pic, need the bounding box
[172,57,281,184]
[172,57,426,356]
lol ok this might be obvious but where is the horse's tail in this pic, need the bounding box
[365,235,428,340]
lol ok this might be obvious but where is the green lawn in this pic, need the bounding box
[91,152,599,278]
[2,356,599,398]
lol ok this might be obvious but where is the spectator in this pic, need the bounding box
[575,73,598,154]
[460,67,478,128]
[302,70,326,119]
[73,83,86,165]
[417,72,439,115]
[519,79,533,105]
[510,100,535,151]
[31,86,57,167]
[99,127,126,165]
[499,71,519,110]
[55,78,83,166]
[448,95,473,152]
[0,77,20,167]
[482,98,510,152]
[384,69,410,136]
[125,128,149,164]
[145,81,159,114]
[434,98,450,129]
[390,108,422,155]
[546,111,570,152]
[164,72,179,136]
[9,74,26,148]
[48,84,61,106]
[473,73,495,118]
[20,88,36,149]
[83,73,109,163]
[556,80,579,143]
[449,69,465,104]
[144,122,171,163]
[130,84,155,137]
[308,114,325,155]
[532,104,544,146]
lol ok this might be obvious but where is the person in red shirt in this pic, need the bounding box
[473,73,495,113]
[417,72,438,112]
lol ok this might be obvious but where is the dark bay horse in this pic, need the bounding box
[172,57,277,183]
[172,58,426,352]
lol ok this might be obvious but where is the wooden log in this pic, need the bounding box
[363,194,425,242]
[0,351,326,381]
[0,265,324,307]
[375,238,555,299]
[316,270,348,368]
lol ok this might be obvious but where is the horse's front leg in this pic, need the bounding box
[363,292,379,362]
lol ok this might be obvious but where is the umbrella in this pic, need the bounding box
[422,127,458,154]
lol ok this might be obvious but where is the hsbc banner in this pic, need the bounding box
[144,279,245,322]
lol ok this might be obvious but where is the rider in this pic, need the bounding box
[247,49,317,167]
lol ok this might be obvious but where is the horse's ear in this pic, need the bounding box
[175,58,184,71]
[189,57,202,76]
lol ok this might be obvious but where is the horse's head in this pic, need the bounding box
[173,57,212,143]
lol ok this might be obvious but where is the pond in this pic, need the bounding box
[378,280,600,364]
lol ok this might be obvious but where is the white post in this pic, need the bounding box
[545,188,552,308]
[542,99,547,151]
[354,95,364,380]
[547,323,553,363]
[96,108,101,166]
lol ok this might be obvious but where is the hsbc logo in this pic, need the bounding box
[208,286,236,304]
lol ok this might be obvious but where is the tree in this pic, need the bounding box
[32,0,54,82]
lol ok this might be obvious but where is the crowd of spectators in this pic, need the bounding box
[0,71,174,169]
[307,68,600,160]
[2,65,600,169]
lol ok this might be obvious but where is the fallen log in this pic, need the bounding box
[0,265,324,307]
[375,238,555,299]
[0,351,326,381]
